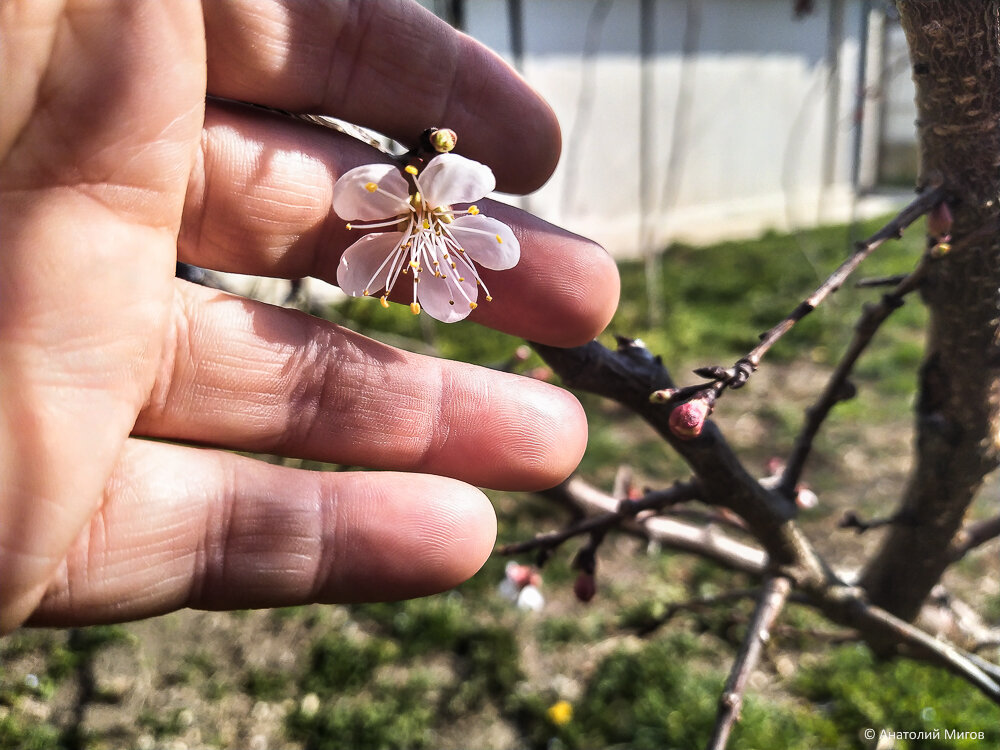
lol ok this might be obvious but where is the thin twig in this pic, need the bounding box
[734,186,946,377]
[706,576,793,750]
[837,509,915,535]
[855,273,909,288]
[522,475,769,575]
[499,480,700,557]
[778,265,928,494]
[668,186,947,400]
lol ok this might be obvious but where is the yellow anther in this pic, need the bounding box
[469,301,478,310]
[364,182,378,193]
[405,165,419,175]
[467,205,480,215]
[486,295,493,302]
[409,260,419,268]
[458,277,465,282]
[362,288,370,296]
[380,295,389,308]
[423,219,430,229]
[346,223,353,230]
[410,302,421,315]
[496,234,503,243]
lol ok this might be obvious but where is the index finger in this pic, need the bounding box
[202,0,560,194]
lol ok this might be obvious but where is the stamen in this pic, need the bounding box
[365,182,378,193]
[405,165,419,175]
[467,205,480,215]
[496,235,503,243]
[380,295,389,308]
[410,301,421,315]
[469,302,478,310]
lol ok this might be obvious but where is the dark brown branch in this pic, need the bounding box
[837,509,915,535]
[532,339,826,583]
[706,576,792,750]
[949,513,1000,562]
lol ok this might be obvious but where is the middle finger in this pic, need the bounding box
[135,280,588,491]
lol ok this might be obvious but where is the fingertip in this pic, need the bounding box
[330,473,497,600]
[460,42,562,194]
[475,205,621,347]
[473,376,588,492]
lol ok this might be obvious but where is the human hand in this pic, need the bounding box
[0,0,619,632]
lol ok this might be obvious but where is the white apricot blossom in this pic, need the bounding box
[332,152,519,323]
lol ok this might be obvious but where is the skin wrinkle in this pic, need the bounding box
[320,0,370,116]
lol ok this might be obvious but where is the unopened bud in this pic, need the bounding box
[650,388,678,404]
[669,397,712,440]
[573,571,597,603]
[429,128,458,153]
[927,201,953,241]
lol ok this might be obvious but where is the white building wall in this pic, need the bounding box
[447,1,911,256]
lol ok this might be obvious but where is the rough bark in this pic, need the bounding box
[860,2,1000,621]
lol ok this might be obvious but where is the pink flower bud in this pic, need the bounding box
[795,487,819,509]
[506,562,534,588]
[669,397,712,440]
[927,201,953,241]
[573,571,596,603]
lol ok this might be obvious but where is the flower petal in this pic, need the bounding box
[417,268,480,323]
[336,231,405,297]
[419,153,496,208]
[332,163,410,220]
[448,215,520,270]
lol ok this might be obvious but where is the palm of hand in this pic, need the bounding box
[0,1,618,632]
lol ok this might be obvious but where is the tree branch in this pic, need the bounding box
[513,475,768,575]
[706,576,792,750]
[679,185,946,397]
[778,260,928,494]
[532,338,825,583]
[949,513,1000,562]
[818,586,1000,704]
[499,479,701,557]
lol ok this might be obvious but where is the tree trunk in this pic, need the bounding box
[860,1,1000,621]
